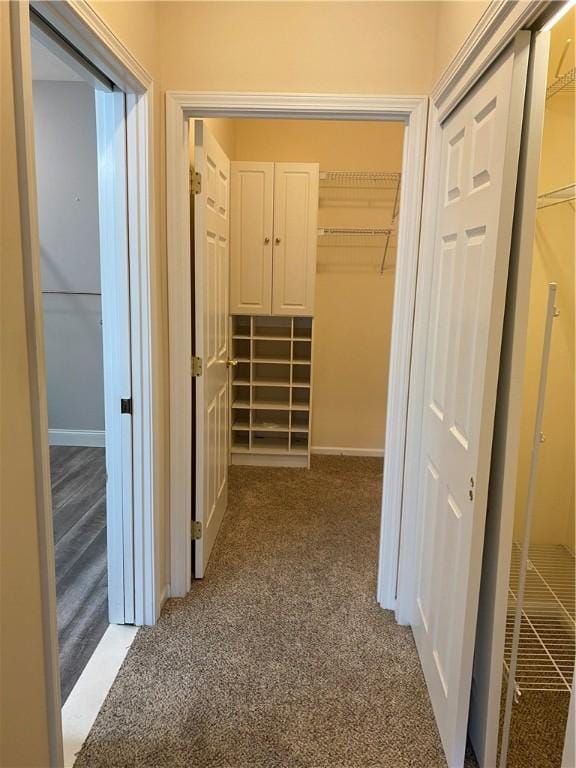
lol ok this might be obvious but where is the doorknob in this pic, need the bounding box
[264,237,270,244]
[275,237,281,245]
[226,358,238,368]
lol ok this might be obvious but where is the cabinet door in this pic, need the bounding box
[272,163,319,316]
[230,162,274,315]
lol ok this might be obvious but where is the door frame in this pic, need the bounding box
[166,92,429,602]
[10,1,156,762]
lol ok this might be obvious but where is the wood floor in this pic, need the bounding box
[50,445,108,703]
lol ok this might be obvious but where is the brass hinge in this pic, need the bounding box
[190,170,201,195]
[191,356,203,377]
[191,521,202,540]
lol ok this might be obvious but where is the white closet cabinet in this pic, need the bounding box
[230,161,319,316]
[230,162,274,315]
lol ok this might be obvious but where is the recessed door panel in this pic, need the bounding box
[230,162,274,315]
[272,163,319,316]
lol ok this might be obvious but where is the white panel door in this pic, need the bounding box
[412,37,530,767]
[95,90,134,624]
[272,163,319,316]
[194,121,230,577]
[230,162,274,315]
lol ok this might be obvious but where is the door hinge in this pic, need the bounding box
[120,398,132,415]
[190,170,201,195]
[191,356,203,377]
[191,521,202,540]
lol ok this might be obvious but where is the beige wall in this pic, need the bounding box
[433,0,491,82]
[513,10,575,548]
[0,4,54,766]
[159,2,439,95]
[234,119,404,451]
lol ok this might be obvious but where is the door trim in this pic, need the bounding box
[10,2,155,763]
[166,91,428,602]
[433,0,547,121]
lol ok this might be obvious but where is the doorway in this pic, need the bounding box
[30,13,134,703]
[188,116,405,579]
[167,93,428,604]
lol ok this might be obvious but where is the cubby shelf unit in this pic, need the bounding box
[230,315,313,468]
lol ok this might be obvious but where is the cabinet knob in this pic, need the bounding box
[264,237,270,244]
[275,237,281,245]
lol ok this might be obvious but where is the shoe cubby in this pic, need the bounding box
[229,315,314,467]
[232,315,251,338]
[253,339,291,362]
[292,387,310,409]
[253,316,292,339]
[252,410,290,431]
[232,430,250,450]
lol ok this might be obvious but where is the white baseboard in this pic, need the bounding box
[49,429,106,448]
[61,625,138,767]
[159,584,170,612]
[311,446,384,458]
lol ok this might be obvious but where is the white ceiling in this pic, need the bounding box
[31,36,85,83]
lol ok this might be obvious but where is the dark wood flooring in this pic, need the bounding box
[50,446,109,703]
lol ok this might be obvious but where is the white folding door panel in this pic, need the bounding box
[230,162,274,315]
[95,89,134,624]
[272,163,318,316]
[412,35,530,767]
[194,121,230,578]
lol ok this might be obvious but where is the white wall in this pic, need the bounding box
[33,81,105,433]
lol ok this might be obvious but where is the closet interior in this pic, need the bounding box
[192,118,405,469]
[498,10,575,767]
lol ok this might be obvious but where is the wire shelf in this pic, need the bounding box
[317,227,394,244]
[537,183,576,210]
[546,66,576,99]
[504,543,575,694]
[319,171,401,216]
[317,228,396,273]
[319,171,401,188]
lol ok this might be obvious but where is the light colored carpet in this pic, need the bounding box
[75,456,478,767]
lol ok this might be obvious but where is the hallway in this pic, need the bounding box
[75,457,472,767]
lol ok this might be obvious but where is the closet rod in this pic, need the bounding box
[499,283,559,768]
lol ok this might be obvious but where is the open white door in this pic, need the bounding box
[412,34,530,767]
[193,121,231,578]
[95,89,135,624]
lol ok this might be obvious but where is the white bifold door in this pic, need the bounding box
[193,121,231,578]
[412,34,531,767]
